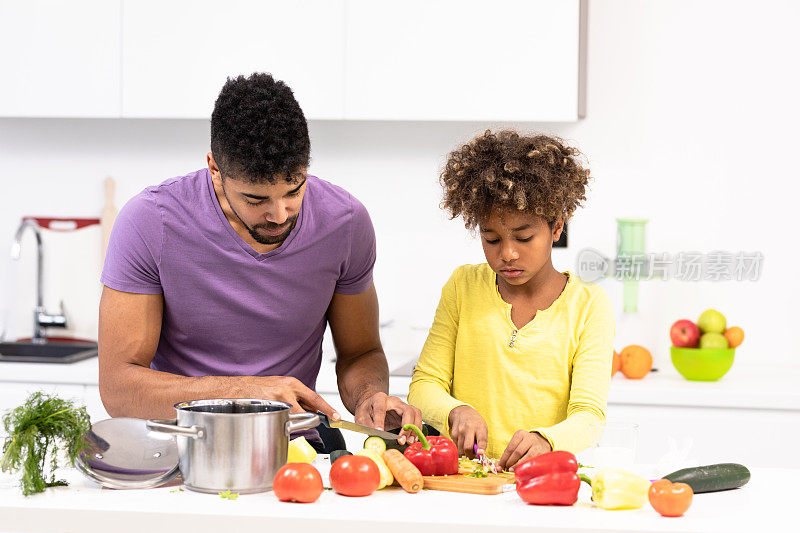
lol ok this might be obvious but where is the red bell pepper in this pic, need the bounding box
[515,450,583,506]
[402,424,459,476]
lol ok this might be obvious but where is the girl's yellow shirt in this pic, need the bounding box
[408,264,615,459]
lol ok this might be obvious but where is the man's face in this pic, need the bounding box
[479,210,564,286]
[220,168,308,246]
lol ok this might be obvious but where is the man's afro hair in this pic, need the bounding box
[210,72,310,182]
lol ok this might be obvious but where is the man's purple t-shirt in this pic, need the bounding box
[101,168,375,397]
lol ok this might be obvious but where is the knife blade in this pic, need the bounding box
[316,412,402,441]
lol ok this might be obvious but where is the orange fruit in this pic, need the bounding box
[620,345,653,379]
[611,350,621,376]
[723,327,744,348]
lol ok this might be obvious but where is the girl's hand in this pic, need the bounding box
[448,405,489,457]
[498,430,552,471]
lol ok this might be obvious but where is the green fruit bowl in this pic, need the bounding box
[670,346,735,381]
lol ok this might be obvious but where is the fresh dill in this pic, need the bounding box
[1,392,91,496]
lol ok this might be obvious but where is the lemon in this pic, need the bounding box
[287,436,317,463]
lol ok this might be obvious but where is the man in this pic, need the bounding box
[98,72,421,450]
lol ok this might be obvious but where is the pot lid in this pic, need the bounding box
[74,417,180,489]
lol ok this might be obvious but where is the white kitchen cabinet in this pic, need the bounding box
[344,0,586,121]
[0,0,121,117]
[1,0,586,121]
[121,0,346,119]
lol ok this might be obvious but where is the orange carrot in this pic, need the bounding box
[382,449,423,493]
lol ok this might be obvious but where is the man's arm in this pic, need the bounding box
[98,286,337,419]
[328,284,422,442]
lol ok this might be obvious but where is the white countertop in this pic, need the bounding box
[0,461,789,533]
[606,363,800,411]
[0,356,100,386]
[1,355,798,411]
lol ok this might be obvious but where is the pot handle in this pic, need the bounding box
[146,419,205,439]
[285,412,320,435]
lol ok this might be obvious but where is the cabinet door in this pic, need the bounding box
[345,0,583,121]
[0,0,121,117]
[122,0,345,119]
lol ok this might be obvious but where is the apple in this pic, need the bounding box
[697,309,727,334]
[670,319,701,348]
[699,332,728,349]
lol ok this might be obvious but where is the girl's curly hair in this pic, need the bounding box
[440,130,591,229]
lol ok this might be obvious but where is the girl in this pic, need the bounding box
[408,130,615,471]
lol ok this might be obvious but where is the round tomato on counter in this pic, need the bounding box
[329,455,380,497]
[648,479,693,517]
[273,463,324,503]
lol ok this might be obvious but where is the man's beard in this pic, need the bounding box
[220,182,299,245]
[247,216,298,245]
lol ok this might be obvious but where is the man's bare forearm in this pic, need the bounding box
[100,362,259,419]
[335,348,389,415]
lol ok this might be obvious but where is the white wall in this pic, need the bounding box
[1,1,798,369]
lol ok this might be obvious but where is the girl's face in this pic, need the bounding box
[479,210,564,287]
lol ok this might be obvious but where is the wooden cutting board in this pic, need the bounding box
[423,471,515,495]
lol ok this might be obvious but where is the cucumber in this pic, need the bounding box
[663,463,750,493]
[329,449,352,464]
[364,435,409,453]
[363,436,387,454]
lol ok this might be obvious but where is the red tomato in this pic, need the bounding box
[273,463,324,503]
[329,455,380,497]
[648,479,693,517]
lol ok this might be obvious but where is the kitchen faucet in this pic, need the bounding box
[10,219,67,343]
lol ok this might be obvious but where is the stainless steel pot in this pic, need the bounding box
[146,399,319,494]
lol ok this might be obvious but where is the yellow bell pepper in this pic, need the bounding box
[357,449,394,489]
[591,468,651,510]
[287,436,317,463]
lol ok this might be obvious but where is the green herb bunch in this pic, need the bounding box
[1,392,91,496]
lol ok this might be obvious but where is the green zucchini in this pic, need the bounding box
[329,449,352,464]
[363,436,387,454]
[663,463,750,493]
[364,435,408,453]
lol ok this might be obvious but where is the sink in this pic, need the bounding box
[0,340,98,363]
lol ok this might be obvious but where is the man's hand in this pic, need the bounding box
[354,391,423,444]
[448,405,488,457]
[498,430,552,471]
[250,376,339,421]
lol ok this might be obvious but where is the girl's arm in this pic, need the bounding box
[531,289,616,453]
[407,273,472,435]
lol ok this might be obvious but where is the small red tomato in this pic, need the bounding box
[649,479,693,517]
[329,455,380,497]
[273,463,324,503]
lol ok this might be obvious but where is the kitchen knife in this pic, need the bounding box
[316,412,401,441]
